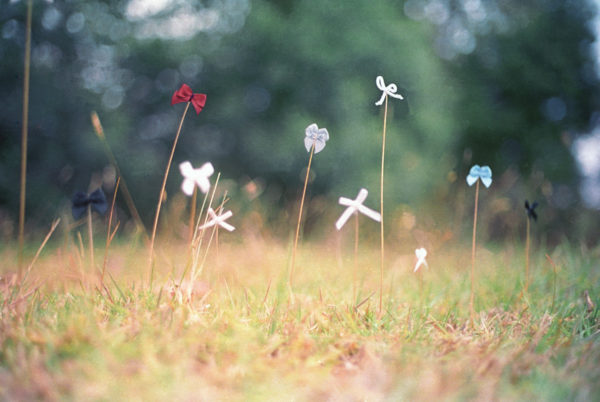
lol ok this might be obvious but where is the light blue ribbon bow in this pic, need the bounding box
[304,123,329,154]
[466,165,492,188]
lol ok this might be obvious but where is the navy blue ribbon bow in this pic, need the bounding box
[524,200,538,221]
[71,188,108,220]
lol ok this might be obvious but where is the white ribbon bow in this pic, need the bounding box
[304,123,329,154]
[335,188,381,230]
[199,207,235,232]
[179,161,214,196]
[414,248,428,272]
[375,75,404,106]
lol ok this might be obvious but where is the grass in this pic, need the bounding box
[1,236,599,400]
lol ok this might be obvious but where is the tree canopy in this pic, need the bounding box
[1,0,598,242]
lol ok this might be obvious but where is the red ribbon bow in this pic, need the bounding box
[171,84,207,115]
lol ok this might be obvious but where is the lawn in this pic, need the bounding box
[1,236,598,400]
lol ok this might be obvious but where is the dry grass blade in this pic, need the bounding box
[583,290,595,314]
[185,173,221,299]
[188,187,198,242]
[87,206,95,271]
[18,218,60,295]
[263,277,272,305]
[545,254,558,313]
[91,112,146,237]
[102,178,120,284]
[355,291,375,310]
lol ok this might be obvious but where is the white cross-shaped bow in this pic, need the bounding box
[179,161,214,196]
[199,207,235,232]
[375,76,404,106]
[335,188,381,230]
[414,248,428,272]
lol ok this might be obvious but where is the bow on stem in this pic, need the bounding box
[414,248,428,272]
[375,76,404,106]
[466,165,493,188]
[71,189,108,220]
[466,163,492,325]
[171,84,207,115]
[199,207,235,232]
[335,188,381,230]
[525,200,538,221]
[304,123,329,154]
[179,161,214,196]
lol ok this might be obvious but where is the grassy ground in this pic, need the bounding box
[0,236,599,401]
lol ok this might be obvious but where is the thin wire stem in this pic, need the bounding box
[18,0,33,275]
[290,143,315,291]
[470,179,480,325]
[379,95,388,316]
[354,212,359,303]
[416,264,424,310]
[148,102,191,286]
[525,217,531,292]
[87,206,94,271]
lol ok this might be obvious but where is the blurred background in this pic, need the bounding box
[1,0,599,248]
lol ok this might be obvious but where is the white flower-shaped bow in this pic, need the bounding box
[414,248,428,272]
[375,76,404,106]
[199,207,235,232]
[466,165,493,188]
[335,188,381,230]
[304,123,329,154]
[179,161,214,195]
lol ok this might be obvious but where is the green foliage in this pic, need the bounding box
[0,0,598,241]
[453,0,598,178]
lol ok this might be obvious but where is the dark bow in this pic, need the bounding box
[524,200,538,221]
[72,188,108,220]
[171,83,207,115]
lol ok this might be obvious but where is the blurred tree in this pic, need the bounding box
[444,0,598,178]
[0,0,598,243]
[431,0,600,242]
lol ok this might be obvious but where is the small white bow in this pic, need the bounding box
[335,188,381,230]
[179,161,214,196]
[375,76,404,106]
[414,248,428,272]
[199,207,235,232]
[304,123,329,154]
